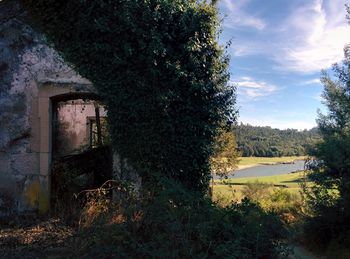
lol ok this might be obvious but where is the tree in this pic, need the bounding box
[23,0,236,194]
[234,124,319,157]
[303,42,350,253]
[210,127,240,178]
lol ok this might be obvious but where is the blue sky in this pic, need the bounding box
[218,0,350,129]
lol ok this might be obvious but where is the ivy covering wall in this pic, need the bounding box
[23,0,236,193]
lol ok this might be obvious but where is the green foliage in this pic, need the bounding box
[242,181,272,201]
[23,0,236,193]
[210,127,240,177]
[303,40,350,253]
[267,189,302,215]
[74,179,288,258]
[235,124,320,157]
[241,182,302,216]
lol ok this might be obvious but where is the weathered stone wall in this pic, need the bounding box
[0,1,92,217]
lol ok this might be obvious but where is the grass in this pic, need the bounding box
[223,172,305,187]
[238,156,307,169]
[213,156,309,210]
[213,171,307,204]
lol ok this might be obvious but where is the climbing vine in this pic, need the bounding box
[23,0,236,193]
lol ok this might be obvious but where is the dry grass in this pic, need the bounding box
[213,171,308,206]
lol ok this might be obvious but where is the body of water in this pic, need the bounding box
[222,160,305,179]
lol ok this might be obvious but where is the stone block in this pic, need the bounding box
[10,152,39,176]
[0,175,17,217]
[0,152,9,175]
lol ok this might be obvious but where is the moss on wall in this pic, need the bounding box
[24,179,49,215]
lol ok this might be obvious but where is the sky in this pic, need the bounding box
[218,0,350,130]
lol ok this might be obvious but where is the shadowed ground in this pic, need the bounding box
[0,219,75,259]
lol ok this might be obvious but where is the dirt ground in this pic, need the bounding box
[0,218,76,259]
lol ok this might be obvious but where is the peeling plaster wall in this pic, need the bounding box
[0,2,141,217]
[0,1,93,217]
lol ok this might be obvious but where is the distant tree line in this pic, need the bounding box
[235,124,320,157]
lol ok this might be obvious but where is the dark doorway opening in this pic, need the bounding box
[50,93,112,216]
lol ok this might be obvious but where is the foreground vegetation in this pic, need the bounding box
[69,180,288,258]
[1,180,289,258]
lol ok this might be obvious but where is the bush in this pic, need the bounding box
[72,179,288,258]
[242,181,272,201]
[242,182,302,218]
[267,189,302,216]
[302,178,350,255]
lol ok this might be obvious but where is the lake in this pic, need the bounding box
[222,160,305,179]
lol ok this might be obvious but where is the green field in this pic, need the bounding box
[237,156,306,169]
[213,171,307,203]
[213,156,308,205]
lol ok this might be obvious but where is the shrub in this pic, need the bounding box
[267,189,302,216]
[241,182,303,218]
[71,179,288,258]
[242,181,272,201]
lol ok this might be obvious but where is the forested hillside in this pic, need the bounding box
[235,124,320,157]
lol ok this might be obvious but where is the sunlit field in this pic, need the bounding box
[213,171,307,203]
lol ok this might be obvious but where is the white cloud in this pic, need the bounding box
[220,0,266,30]
[231,45,256,57]
[276,0,350,73]
[240,117,316,130]
[233,77,278,100]
[300,78,321,85]
[220,0,350,72]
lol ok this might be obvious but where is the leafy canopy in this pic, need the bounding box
[302,7,350,254]
[23,0,236,193]
[308,44,350,195]
[210,127,240,178]
[303,38,350,253]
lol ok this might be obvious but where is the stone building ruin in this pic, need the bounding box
[0,1,124,217]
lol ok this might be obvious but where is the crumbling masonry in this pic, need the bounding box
[0,1,122,216]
